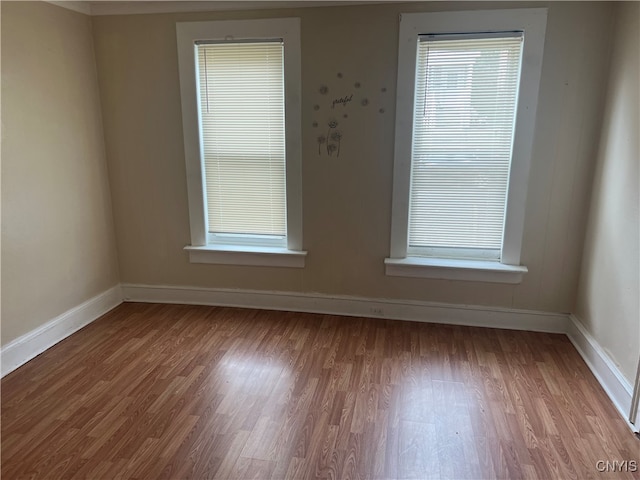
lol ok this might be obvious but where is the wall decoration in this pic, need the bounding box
[325,121,338,156]
[317,135,326,154]
[331,130,343,156]
[332,94,353,109]
[311,74,389,158]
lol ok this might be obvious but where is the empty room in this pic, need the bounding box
[1,0,639,478]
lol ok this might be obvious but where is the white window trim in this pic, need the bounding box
[385,257,527,284]
[387,8,547,283]
[176,18,306,267]
[184,245,306,268]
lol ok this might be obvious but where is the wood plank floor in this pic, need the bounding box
[2,303,638,479]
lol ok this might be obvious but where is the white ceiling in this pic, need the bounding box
[48,0,400,16]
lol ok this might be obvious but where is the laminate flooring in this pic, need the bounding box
[2,303,638,479]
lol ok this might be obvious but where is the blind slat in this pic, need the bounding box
[197,42,286,237]
[408,34,523,254]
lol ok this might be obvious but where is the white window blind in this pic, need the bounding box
[408,33,523,259]
[196,41,286,239]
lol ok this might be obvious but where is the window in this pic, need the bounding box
[198,41,286,244]
[409,33,523,260]
[176,18,305,267]
[386,9,547,283]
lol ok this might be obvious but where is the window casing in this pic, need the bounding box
[176,18,305,267]
[386,9,547,283]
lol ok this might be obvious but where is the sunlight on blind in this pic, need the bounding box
[408,34,523,256]
[197,41,286,237]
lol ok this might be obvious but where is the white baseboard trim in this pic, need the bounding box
[121,283,569,333]
[123,283,640,432]
[566,314,638,433]
[1,285,123,378]
[4,282,635,434]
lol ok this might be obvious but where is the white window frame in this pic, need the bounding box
[176,18,305,268]
[386,9,547,283]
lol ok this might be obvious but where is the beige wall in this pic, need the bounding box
[92,2,614,313]
[575,2,639,384]
[1,1,120,345]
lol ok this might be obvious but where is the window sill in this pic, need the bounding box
[384,256,527,284]
[185,245,307,268]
